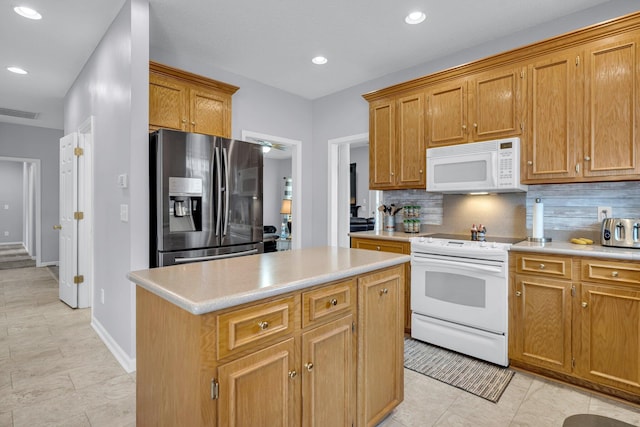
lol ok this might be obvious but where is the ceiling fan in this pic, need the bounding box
[252,139,288,153]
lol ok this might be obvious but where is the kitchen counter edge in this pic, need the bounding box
[128,247,410,315]
[511,241,640,260]
[349,230,432,242]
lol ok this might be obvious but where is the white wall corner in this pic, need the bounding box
[92,315,136,373]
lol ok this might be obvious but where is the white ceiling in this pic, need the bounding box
[0,0,616,130]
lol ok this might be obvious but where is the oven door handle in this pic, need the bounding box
[412,257,503,274]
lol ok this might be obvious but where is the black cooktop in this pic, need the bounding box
[428,233,526,245]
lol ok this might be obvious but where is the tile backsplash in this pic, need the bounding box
[383,181,639,239]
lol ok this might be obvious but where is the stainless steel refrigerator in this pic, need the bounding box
[150,129,263,267]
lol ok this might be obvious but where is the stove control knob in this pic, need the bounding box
[480,241,487,247]
[491,242,498,248]
[418,237,426,243]
[426,237,433,243]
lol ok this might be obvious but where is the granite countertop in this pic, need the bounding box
[511,240,640,261]
[128,246,410,315]
[348,230,432,242]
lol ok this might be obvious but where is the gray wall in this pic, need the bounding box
[64,0,148,368]
[0,123,62,262]
[0,161,24,244]
[264,158,292,230]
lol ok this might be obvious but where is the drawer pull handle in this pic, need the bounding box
[329,298,338,306]
[288,370,297,379]
[379,288,389,296]
[305,362,314,372]
[516,291,522,297]
[376,246,381,251]
[612,271,619,278]
[539,264,545,270]
[582,302,588,308]
[258,321,269,330]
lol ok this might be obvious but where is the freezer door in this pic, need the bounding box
[156,243,264,267]
[152,130,217,253]
[217,137,264,247]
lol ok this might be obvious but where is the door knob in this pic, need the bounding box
[53,225,62,230]
[582,302,588,308]
[516,291,522,297]
[305,362,314,372]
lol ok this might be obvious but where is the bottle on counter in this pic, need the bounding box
[478,224,486,241]
[471,224,478,241]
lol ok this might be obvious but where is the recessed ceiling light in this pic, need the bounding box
[14,6,42,20]
[7,66,28,75]
[405,11,426,25]
[312,56,328,65]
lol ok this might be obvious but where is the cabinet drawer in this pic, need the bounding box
[351,238,408,254]
[217,295,298,359]
[515,254,572,279]
[582,259,640,286]
[303,279,356,328]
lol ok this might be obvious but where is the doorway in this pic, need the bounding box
[0,156,41,266]
[328,133,381,248]
[241,130,302,250]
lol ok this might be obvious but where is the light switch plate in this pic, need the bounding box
[120,204,129,222]
[117,174,128,189]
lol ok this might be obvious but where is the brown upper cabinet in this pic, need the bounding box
[525,35,640,183]
[149,61,239,138]
[369,91,425,189]
[365,11,640,188]
[426,66,525,147]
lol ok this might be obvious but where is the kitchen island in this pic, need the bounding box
[129,247,409,427]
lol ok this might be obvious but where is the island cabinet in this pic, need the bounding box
[136,263,405,427]
[350,237,412,332]
[368,91,425,189]
[426,66,524,148]
[509,251,640,404]
[149,61,239,138]
[524,34,640,183]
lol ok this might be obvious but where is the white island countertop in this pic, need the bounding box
[128,246,410,315]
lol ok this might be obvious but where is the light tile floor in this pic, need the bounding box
[2,266,640,426]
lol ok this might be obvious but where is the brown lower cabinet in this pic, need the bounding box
[510,252,640,403]
[350,236,412,332]
[136,264,405,426]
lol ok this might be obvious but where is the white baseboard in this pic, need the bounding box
[0,241,23,246]
[91,316,137,373]
[38,261,58,267]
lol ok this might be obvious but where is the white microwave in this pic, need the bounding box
[426,137,527,194]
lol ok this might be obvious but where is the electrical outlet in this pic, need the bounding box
[101,289,105,304]
[120,204,129,222]
[598,206,612,222]
[3,231,8,236]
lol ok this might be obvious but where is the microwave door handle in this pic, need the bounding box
[223,147,230,236]
[215,146,222,237]
[412,256,503,274]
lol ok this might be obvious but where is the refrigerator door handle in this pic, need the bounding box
[174,248,259,263]
[215,146,222,237]
[223,147,230,236]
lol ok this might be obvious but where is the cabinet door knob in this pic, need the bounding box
[462,124,467,131]
[473,123,478,128]
[516,291,522,297]
[527,160,533,165]
[53,225,62,230]
[390,172,394,176]
[288,370,297,379]
[419,169,423,174]
[539,264,545,270]
[379,288,389,296]
[376,246,381,251]
[182,119,187,123]
[612,271,619,277]
[305,362,314,372]
[191,121,196,126]
[329,298,338,306]
[584,156,591,161]
[258,321,269,330]
[582,302,588,308]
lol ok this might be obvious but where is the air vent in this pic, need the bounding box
[0,107,39,120]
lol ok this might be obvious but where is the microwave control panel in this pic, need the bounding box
[497,141,518,187]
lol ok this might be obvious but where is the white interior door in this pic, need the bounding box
[59,133,78,308]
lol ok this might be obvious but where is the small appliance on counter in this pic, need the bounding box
[601,218,640,248]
